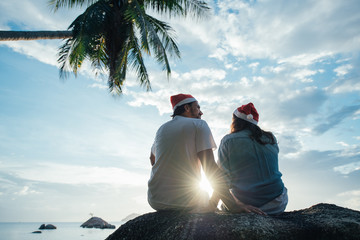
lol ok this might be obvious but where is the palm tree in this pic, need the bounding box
[0,0,210,94]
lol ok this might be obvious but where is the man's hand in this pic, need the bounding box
[150,152,155,166]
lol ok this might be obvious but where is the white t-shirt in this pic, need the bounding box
[148,115,217,210]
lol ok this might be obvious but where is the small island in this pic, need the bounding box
[81,216,115,229]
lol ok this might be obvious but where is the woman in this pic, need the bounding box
[218,103,288,215]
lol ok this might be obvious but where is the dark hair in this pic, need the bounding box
[231,114,276,145]
[171,101,196,118]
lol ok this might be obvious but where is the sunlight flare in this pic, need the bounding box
[200,170,213,197]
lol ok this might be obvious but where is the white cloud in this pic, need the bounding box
[12,163,149,187]
[291,69,319,83]
[0,41,59,66]
[14,186,40,196]
[338,190,360,197]
[278,52,333,66]
[326,77,360,94]
[336,141,349,147]
[334,64,353,77]
[169,0,360,67]
[248,62,259,69]
[334,189,360,210]
[333,161,360,174]
[0,0,81,30]
[88,83,108,90]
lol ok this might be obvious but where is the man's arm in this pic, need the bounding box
[198,149,265,214]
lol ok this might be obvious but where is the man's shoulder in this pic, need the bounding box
[174,116,208,126]
[157,116,208,131]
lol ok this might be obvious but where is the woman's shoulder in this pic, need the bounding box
[221,130,251,143]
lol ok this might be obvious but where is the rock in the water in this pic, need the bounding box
[39,224,46,230]
[81,216,115,229]
[38,224,56,230]
[106,203,360,240]
[32,231,42,234]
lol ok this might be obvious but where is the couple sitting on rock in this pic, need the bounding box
[147,94,288,215]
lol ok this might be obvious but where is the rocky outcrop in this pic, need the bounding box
[39,224,56,230]
[106,203,360,240]
[121,213,141,222]
[81,216,116,229]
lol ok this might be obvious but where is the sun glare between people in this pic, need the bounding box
[200,170,213,197]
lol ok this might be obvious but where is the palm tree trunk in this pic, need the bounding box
[0,31,72,41]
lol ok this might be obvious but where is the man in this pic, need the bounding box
[147,93,264,214]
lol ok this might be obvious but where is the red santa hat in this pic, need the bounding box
[170,94,197,111]
[233,102,259,125]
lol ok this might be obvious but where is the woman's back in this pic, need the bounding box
[218,130,284,207]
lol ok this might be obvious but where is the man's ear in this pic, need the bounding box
[184,104,190,112]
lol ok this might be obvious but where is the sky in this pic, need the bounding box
[0,0,359,222]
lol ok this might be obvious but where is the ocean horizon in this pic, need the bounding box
[0,221,124,240]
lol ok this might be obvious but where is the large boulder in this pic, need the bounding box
[81,216,115,229]
[106,203,360,240]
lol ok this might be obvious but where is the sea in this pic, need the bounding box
[0,222,124,240]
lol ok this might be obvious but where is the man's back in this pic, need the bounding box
[148,115,216,210]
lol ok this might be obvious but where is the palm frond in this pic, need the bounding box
[144,0,210,18]
[144,0,183,16]
[128,27,151,91]
[58,38,74,78]
[88,35,108,74]
[181,0,210,18]
[58,0,111,78]
[146,21,172,77]
[125,0,151,55]
[145,14,180,59]
[108,32,132,94]
[49,0,98,11]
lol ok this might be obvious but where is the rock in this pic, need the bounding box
[45,224,57,229]
[39,224,46,230]
[121,213,141,222]
[38,224,57,230]
[32,231,42,234]
[105,203,360,240]
[81,216,116,229]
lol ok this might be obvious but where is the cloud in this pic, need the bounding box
[334,189,360,210]
[14,186,41,196]
[0,41,59,66]
[278,87,327,120]
[10,162,149,187]
[88,83,108,90]
[334,64,353,77]
[313,105,360,134]
[334,162,360,175]
[327,78,360,94]
[0,0,81,30]
[172,0,360,65]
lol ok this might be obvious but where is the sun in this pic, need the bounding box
[199,170,214,197]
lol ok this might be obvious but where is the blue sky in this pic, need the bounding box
[0,0,359,222]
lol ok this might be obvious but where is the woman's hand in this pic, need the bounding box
[230,192,267,215]
[232,204,267,215]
